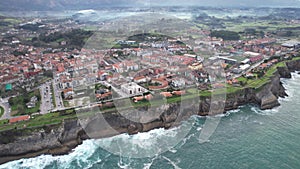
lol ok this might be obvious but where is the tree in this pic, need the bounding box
[8,98,14,106]
[43,70,54,78]
[17,104,25,115]
[23,95,30,104]
[244,28,256,35]
[210,30,240,40]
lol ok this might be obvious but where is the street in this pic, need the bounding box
[0,98,11,120]
[52,79,64,111]
[233,60,265,79]
[39,82,54,114]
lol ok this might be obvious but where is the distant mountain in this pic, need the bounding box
[0,0,299,11]
[0,0,128,11]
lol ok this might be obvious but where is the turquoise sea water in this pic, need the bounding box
[1,72,300,169]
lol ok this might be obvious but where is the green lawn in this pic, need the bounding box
[0,112,65,131]
[247,77,271,89]
[237,77,248,83]
[3,18,21,24]
[51,84,56,108]
[0,58,298,132]
[0,106,4,118]
[63,100,70,107]
[292,57,300,61]
[0,119,9,126]
[224,20,300,32]
[9,89,41,116]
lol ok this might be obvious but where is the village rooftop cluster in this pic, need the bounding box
[0,17,300,124]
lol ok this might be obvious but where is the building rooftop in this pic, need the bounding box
[5,83,12,91]
[9,115,30,124]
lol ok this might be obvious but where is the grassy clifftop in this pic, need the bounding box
[0,57,299,133]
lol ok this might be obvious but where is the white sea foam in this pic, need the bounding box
[281,72,300,102]
[143,162,153,169]
[94,121,193,158]
[176,133,196,149]
[169,148,178,153]
[214,108,241,118]
[247,72,300,118]
[253,120,264,125]
[77,9,96,14]
[0,124,189,169]
[0,139,99,169]
[117,157,131,169]
[162,156,182,169]
[143,155,158,169]
[251,106,264,115]
[196,127,202,131]
[84,158,102,169]
[4,72,300,168]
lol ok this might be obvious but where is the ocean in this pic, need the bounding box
[1,72,300,169]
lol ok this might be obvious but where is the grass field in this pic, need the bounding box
[0,112,69,132]
[0,106,4,118]
[51,84,56,108]
[292,57,300,61]
[0,58,299,132]
[63,100,70,107]
[239,60,290,89]
[10,89,41,116]
[3,18,21,24]
[224,20,300,32]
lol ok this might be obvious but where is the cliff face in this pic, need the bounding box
[0,120,85,164]
[0,59,299,165]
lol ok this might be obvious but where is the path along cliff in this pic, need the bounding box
[0,59,300,165]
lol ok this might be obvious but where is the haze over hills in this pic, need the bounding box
[0,0,300,11]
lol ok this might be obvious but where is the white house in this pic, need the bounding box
[121,82,146,95]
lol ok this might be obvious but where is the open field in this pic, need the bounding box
[0,106,4,118]
[9,89,41,116]
[0,57,299,132]
[224,20,300,32]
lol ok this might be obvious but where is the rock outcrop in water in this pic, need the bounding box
[1,59,300,165]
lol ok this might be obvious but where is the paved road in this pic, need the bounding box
[98,81,147,99]
[52,79,64,111]
[233,60,265,79]
[0,98,11,120]
[40,82,54,114]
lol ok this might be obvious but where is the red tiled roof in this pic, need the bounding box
[9,115,30,123]
[63,88,73,94]
[160,92,173,97]
[57,66,65,73]
[149,78,169,90]
[250,55,263,62]
[172,90,186,96]
[134,76,146,81]
[24,71,41,78]
[145,94,153,101]
[96,92,112,99]
[98,71,105,76]
[133,96,144,102]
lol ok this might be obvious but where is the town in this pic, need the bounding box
[0,9,299,130]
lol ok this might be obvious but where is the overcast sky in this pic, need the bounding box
[63,0,300,7]
[135,0,300,7]
[1,0,300,11]
[78,0,300,8]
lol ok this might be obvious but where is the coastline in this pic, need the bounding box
[0,59,300,165]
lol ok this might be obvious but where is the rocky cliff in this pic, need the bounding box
[1,59,300,165]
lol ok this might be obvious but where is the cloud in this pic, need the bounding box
[144,0,300,7]
[1,0,300,11]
